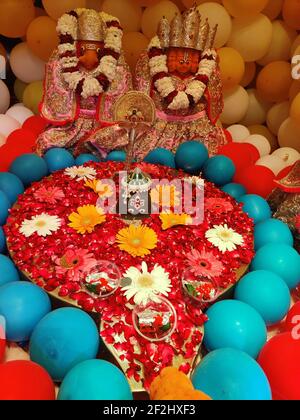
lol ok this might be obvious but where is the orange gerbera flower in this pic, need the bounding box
[85,180,114,198]
[68,205,106,234]
[116,224,158,257]
[160,213,192,230]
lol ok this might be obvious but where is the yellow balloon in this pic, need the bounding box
[218,47,245,91]
[0,0,35,38]
[23,81,44,115]
[267,101,290,135]
[141,1,180,39]
[42,0,86,21]
[102,0,142,32]
[241,62,256,87]
[291,34,300,57]
[123,32,149,73]
[222,0,269,18]
[240,89,271,126]
[256,61,293,103]
[220,86,249,125]
[278,117,300,152]
[290,92,300,124]
[248,124,278,152]
[27,17,59,62]
[196,3,232,48]
[283,0,300,30]
[262,0,284,20]
[257,20,297,66]
[227,15,272,62]
[289,80,300,102]
[14,79,28,103]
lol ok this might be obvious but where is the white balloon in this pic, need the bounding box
[0,114,21,138]
[256,155,287,175]
[0,133,6,147]
[227,124,250,142]
[6,104,34,125]
[272,147,300,166]
[239,89,271,126]
[0,80,10,114]
[10,43,45,84]
[245,134,271,157]
[220,86,249,125]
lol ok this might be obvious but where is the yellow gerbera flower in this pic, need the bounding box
[151,185,180,208]
[68,205,106,234]
[116,225,158,257]
[160,213,192,230]
[85,180,114,199]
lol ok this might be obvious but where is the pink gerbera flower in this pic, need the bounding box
[205,197,233,213]
[54,248,97,282]
[186,249,224,279]
[34,186,65,204]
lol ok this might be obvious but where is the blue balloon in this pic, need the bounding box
[175,141,209,174]
[221,183,246,200]
[0,173,24,205]
[145,148,176,168]
[239,194,271,224]
[234,270,291,326]
[75,154,100,165]
[106,150,126,162]
[58,359,133,400]
[254,218,293,250]
[202,155,236,186]
[0,281,50,341]
[251,243,300,290]
[9,154,48,186]
[192,348,271,400]
[204,300,267,358]
[44,148,75,173]
[0,191,10,225]
[30,308,100,381]
[0,227,5,253]
[0,255,19,286]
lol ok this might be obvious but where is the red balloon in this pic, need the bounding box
[23,116,47,137]
[276,165,293,181]
[0,360,56,400]
[0,129,37,171]
[223,129,233,143]
[218,143,258,172]
[285,302,300,335]
[234,165,275,198]
[258,332,300,400]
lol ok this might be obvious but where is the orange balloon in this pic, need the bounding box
[283,0,300,30]
[102,0,142,32]
[0,0,35,38]
[27,16,59,62]
[218,47,245,91]
[42,0,86,20]
[241,62,256,87]
[222,0,269,18]
[289,80,300,101]
[123,32,149,72]
[290,92,300,123]
[262,0,284,20]
[256,61,293,103]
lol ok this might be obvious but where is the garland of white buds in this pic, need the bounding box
[148,35,217,111]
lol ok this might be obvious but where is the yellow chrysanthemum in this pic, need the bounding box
[160,213,192,230]
[85,180,114,199]
[151,185,180,208]
[68,205,106,234]
[116,225,158,257]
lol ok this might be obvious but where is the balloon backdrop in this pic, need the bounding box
[44,148,75,172]
[145,148,176,168]
[192,348,271,401]
[175,141,209,174]
[9,154,48,186]
[0,282,51,342]
[238,194,271,224]
[221,182,246,199]
[254,218,294,250]
[75,154,101,166]
[58,360,133,400]
[0,255,20,287]
[0,172,24,204]
[234,270,291,325]
[0,191,10,226]
[0,227,6,253]
[202,155,235,185]
[106,150,127,162]
[204,300,267,358]
[29,308,100,381]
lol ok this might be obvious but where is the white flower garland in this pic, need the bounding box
[148,36,217,111]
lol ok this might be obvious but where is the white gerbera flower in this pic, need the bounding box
[65,166,97,182]
[205,224,244,253]
[122,262,171,306]
[20,214,62,237]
